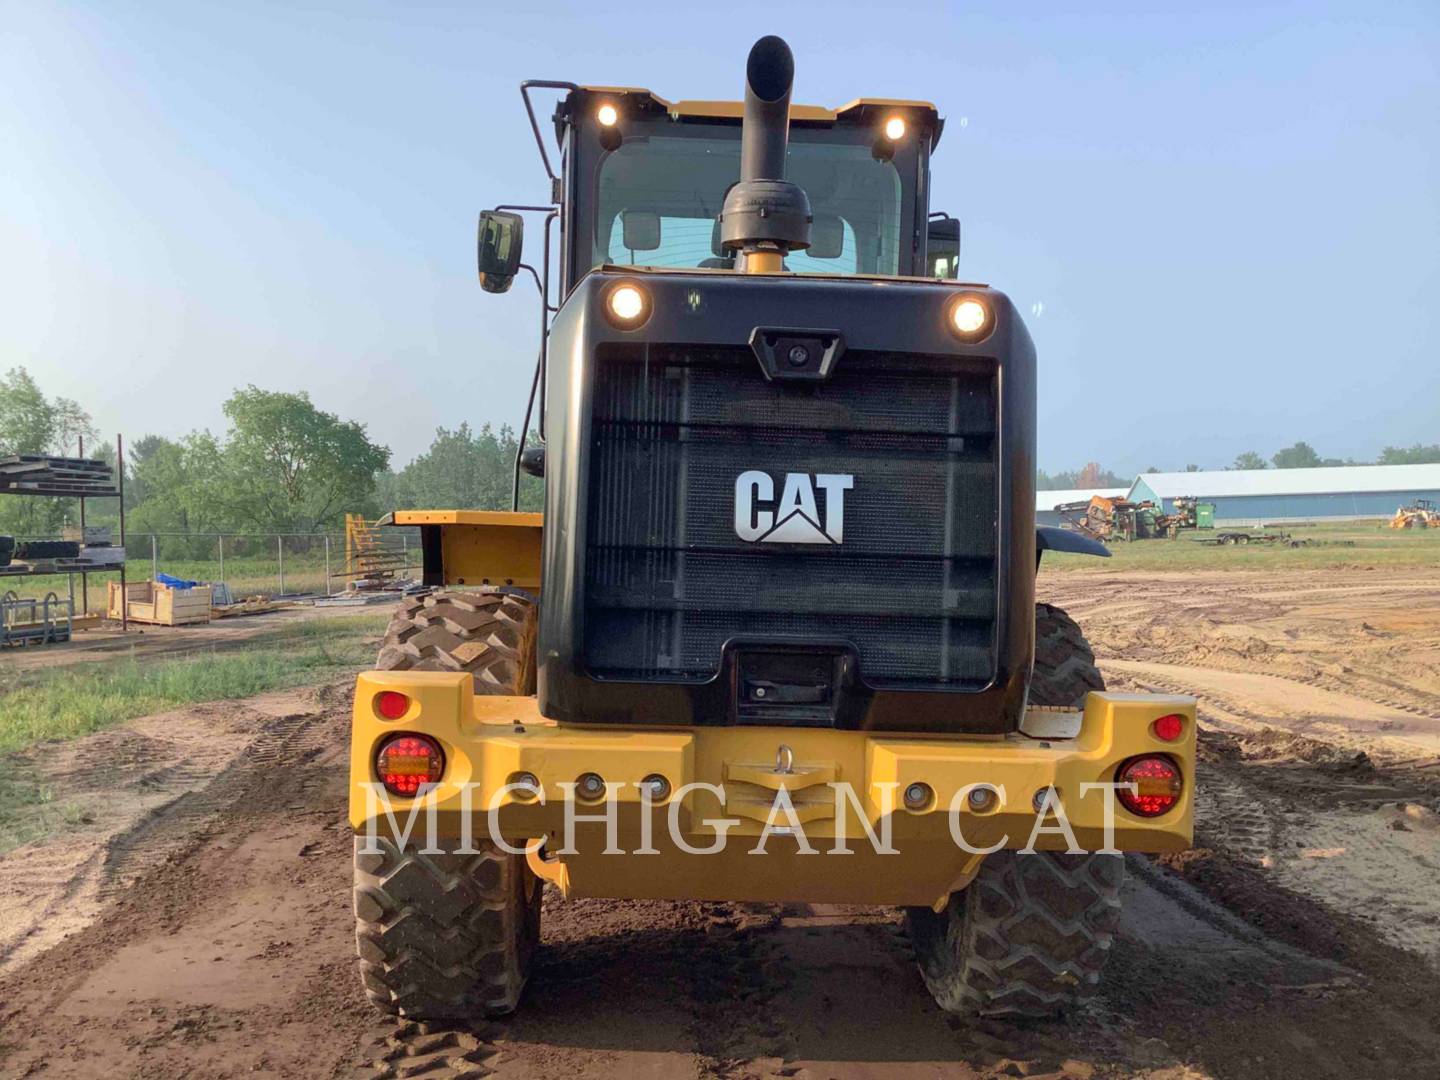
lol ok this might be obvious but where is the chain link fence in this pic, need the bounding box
[8,529,420,612]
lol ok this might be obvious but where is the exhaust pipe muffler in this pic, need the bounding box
[720,35,812,271]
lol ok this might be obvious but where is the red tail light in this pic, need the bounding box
[1116,755,1182,818]
[375,691,410,720]
[376,734,444,797]
[1151,713,1185,742]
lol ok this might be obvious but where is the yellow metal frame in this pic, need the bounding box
[392,510,542,591]
[350,671,1195,908]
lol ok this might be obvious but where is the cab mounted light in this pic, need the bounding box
[873,114,907,162]
[604,282,652,329]
[596,101,623,151]
[947,294,993,343]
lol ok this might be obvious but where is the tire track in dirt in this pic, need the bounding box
[0,689,339,974]
[1042,569,1440,726]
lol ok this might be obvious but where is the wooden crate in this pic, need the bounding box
[107,579,212,626]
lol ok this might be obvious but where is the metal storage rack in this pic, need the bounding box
[0,435,129,645]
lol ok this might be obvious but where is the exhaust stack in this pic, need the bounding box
[720,35,812,271]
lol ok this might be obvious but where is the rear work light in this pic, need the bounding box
[375,690,410,720]
[376,734,444,798]
[1115,755,1183,818]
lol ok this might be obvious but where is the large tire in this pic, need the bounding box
[905,602,1123,1018]
[375,588,537,695]
[1031,602,1106,708]
[359,587,542,1019]
[354,837,542,1019]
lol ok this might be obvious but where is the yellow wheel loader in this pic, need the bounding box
[350,36,1196,1021]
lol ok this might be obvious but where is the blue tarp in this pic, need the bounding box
[156,572,200,590]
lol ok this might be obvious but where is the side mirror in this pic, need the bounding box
[926,216,961,279]
[477,210,524,294]
[519,445,545,478]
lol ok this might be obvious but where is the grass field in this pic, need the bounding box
[0,614,388,851]
[1041,519,1440,573]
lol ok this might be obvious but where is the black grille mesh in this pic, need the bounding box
[585,344,999,687]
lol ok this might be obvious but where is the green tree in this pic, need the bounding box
[1036,465,1129,490]
[0,367,95,457]
[390,423,540,512]
[0,367,98,537]
[126,433,229,555]
[1271,441,1322,469]
[1231,451,1268,471]
[219,387,390,532]
[1379,444,1440,465]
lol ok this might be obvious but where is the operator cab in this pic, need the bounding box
[556,91,957,291]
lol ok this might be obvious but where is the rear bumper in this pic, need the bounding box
[349,672,1195,908]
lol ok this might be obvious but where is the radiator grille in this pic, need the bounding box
[585,344,999,688]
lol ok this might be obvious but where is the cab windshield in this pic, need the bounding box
[584,120,912,277]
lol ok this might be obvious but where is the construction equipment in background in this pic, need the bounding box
[1078,494,1164,541]
[342,513,409,588]
[1166,496,1216,536]
[1389,498,1439,529]
[1065,494,1215,541]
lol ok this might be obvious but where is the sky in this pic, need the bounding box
[2,1,1437,476]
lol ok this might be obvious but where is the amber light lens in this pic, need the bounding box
[375,691,410,720]
[1116,756,1183,818]
[376,734,444,798]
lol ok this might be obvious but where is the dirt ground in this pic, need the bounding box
[2,567,1438,1079]
[1,602,388,678]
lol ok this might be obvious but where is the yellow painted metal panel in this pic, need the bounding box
[350,673,1196,907]
[391,510,542,527]
[388,510,543,589]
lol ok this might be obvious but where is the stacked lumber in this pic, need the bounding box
[0,455,117,496]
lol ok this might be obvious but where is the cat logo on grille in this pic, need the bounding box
[734,471,854,544]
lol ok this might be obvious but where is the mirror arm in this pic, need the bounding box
[520,80,578,184]
[511,348,543,512]
[511,208,560,510]
[518,263,544,296]
[538,211,557,438]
